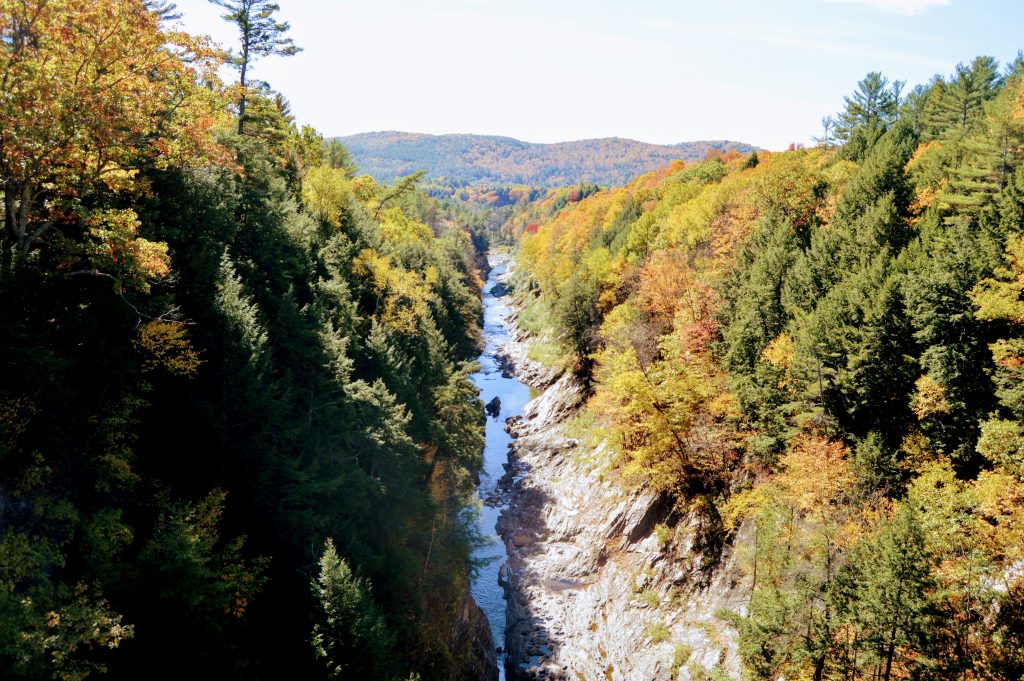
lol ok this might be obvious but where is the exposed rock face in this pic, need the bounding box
[454,589,499,681]
[496,288,750,680]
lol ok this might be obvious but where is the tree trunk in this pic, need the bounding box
[237,42,249,135]
[3,178,43,261]
[1,233,10,280]
[2,179,15,278]
[883,619,897,681]
[813,653,826,681]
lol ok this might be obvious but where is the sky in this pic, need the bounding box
[173,0,1024,150]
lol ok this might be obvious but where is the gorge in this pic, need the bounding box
[472,256,749,680]
[3,2,1024,680]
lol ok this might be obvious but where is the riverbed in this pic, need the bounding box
[470,253,532,680]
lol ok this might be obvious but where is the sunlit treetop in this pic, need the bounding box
[0,0,232,259]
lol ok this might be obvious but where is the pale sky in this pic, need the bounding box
[173,0,1024,150]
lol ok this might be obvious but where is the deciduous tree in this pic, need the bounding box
[0,0,227,272]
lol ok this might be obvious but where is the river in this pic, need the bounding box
[470,253,533,680]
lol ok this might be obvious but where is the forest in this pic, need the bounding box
[338,132,756,188]
[512,56,1024,679]
[0,1,492,679]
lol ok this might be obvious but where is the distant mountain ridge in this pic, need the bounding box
[337,131,757,187]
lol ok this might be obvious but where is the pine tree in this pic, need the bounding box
[837,504,937,681]
[209,0,302,134]
[311,539,396,679]
[940,71,1024,225]
[555,272,601,379]
[324,139,361,178]
[835,72,904,161]
[925,57,1001,141]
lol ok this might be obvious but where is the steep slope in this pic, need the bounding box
[0,3,497,673]
[495,290,749,680]
[505,56,1024,681]
[337,131,757,186]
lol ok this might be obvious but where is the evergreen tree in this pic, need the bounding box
[311,539,396,679]
[324,139,361,178]
[940,71,1024,225]
[925,57,1001,141]
[833,504,937,681]
[554,272,602,379]
[209,0,302,133]
[835,72,904,161]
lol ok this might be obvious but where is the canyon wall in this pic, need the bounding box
[496,281,752,681]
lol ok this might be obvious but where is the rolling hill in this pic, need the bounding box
[337,131,757,187]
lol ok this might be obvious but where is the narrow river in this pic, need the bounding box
[470,253,532,680]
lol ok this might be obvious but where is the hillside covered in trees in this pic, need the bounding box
[337,132,757,187]
[512,55,1024,680]
[0,1,493,679]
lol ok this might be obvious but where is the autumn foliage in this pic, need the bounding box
[513,56,1024,678]
[0,2,489,679]
[0,0,229,274]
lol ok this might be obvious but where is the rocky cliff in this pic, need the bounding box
[495,284,751,680]
[455,590,499,681]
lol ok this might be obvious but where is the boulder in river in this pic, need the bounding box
[485,395,502,418]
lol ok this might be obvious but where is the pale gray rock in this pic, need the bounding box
[495,260,752,680]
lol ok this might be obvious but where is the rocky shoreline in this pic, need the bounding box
[493,265,750,681]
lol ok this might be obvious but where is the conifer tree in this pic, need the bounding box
[940,71,1024,223]
[209,0,302,134]
[836,504,937,681]
[835,72,904,160]
[324,139,360,178]
[925,57,1001,141]
[311,539,396,679]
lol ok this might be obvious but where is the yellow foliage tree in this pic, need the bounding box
[353,249,432,335]
[0,0,229,263]
[302,166,352,227]
[136,321,204,377]
[591,320,739,499]
[970,233,1024,325]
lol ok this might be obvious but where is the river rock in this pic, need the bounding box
[512,531,535,548]
[495,258,750,681]
[486,395,502,418]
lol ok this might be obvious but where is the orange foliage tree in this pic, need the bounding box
[0,0,228,272]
